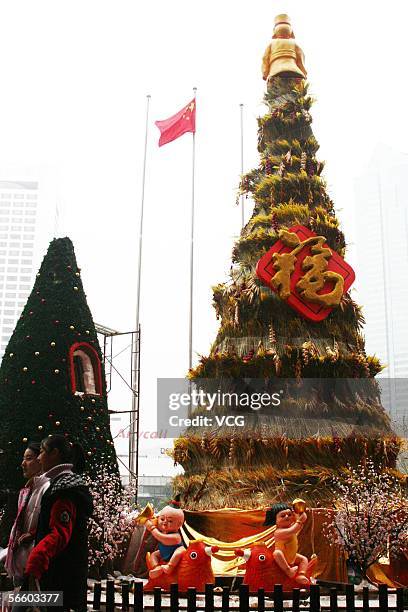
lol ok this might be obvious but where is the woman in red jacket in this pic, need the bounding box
[25,435,93,611]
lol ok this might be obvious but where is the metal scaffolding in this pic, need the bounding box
[95,323,141,495]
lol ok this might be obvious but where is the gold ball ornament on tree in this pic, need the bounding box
[80,406,85,412]
[55,421,61,426]
[23,367,28,372]
[73,286,78,291]
[69,325,75,330]
[22,437,28,442]
[54,369,60,374]
[35,352,39,356]
[38,425,43,431]
[50,342,56,347]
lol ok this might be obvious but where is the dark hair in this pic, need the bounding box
[26,442,41,456]
[41,435,86,474]
[263,503,292,526]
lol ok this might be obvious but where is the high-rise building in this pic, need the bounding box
[354,145,408,434]
[0,171,56,356]
[0,180,39,354]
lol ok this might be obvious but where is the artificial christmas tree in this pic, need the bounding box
[0,237,119,496]
[172,15,403,509]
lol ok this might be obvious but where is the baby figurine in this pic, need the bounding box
[145,504,185,578]
[264,502,316,586]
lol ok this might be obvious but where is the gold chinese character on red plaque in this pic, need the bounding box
[256,225,355,322]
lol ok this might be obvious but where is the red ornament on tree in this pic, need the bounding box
[272,212,279,232]
[242,349,255,363]
[306,159,315,176]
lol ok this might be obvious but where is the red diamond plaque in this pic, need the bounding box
[256,225,355,322]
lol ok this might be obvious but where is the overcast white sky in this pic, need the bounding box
[1,0,408,476]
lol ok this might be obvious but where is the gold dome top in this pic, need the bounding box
[274,14,291,26]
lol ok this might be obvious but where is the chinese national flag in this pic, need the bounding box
[155,98,196,147]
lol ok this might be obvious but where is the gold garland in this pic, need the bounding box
[181,521,277,575]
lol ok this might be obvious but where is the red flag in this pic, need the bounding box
[155,98,196,147]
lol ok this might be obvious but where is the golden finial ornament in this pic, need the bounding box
[135,502,156,524]
[262,14,307,82]
[292,498,307,514]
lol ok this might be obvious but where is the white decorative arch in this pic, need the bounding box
[73,348,97,395]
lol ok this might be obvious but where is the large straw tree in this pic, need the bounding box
[172,20,403,509]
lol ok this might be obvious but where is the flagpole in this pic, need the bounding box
[130,93,151,489]
[188,88,197,377]
[240,103,244,228]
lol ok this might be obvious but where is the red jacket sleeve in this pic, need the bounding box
[25,498,77,579]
